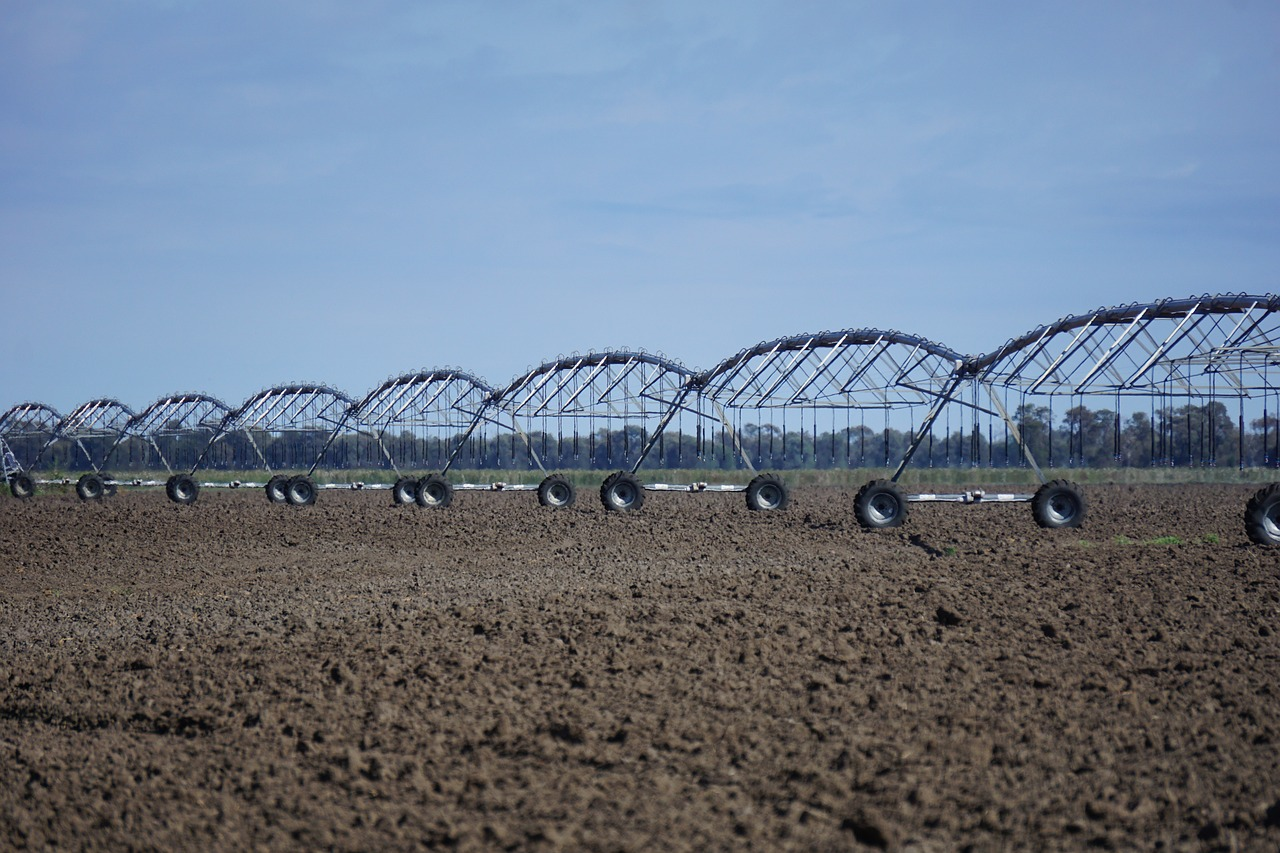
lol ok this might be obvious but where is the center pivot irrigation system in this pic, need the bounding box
[4,294,1279,545]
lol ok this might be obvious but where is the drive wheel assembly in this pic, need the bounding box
[415,474,453,508]
[854,479,907,529]
[265,475,289,504]
[392,477,417,505]
[76,473,106,502]
[9,473,34,499]
[1031,480,1086,529]
[166,474,199,505]
[537,474,576,509]
[1245,482,1280,546]
[286,475,317,506]
[600,471,644,512]
[745,473,789,511]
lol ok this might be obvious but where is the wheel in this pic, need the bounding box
[854,479,907,529]
[101,474,118,497]
[265,474,289,504]
[745,473,789,511]
[1245,482,1280,546]
[76,473,105,501]
[600,471,644,512]
[415,474,453,508]
[537,474,576,509]
[392,477,417,505]
[1031,479,1086,529]
[9,473,34,499]
[168,474,199,505]
[286,475,317,506]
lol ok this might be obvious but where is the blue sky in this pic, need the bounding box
[2,1,1277,413]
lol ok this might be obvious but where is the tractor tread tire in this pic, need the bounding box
[854,479,907,529]
[9,473,35,499]
[265,475,290,504]
[538,474,576,509]
[745,473,789,511]
[286,475,317,507]
[600,471,644,512]
[1031,479,1086,529]
[1244,482,1280,546]
[415,474,453,509]
[76,473,105,502]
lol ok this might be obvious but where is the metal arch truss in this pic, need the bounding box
[696,330,968,474]
[889,294,1280,483]
[967,294,1280,397]
[345,369,496,476]
[0,402,64,469]
[702,329,965,410]
[42,399,136,473]
[8,292,1277,494]
[195,384,356,476]
[490,351,700,475]
[113,393,233,476]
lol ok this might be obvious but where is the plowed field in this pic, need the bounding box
[2,484,1278,851]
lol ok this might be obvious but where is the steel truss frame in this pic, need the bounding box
[966,294,1280,397]
[0,402,63,469]
[489,351,704,487]
[698,329,966,475]
[879,294,1280,509]
[38,399,136,474]
[345,369,496,478]
[701,329,966,411]
[113,393,233,477]
[946,293,1280,477]
[194,384,356,480]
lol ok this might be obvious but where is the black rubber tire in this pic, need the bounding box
[265,474,290,504]
[76,473,105,502]
[102,474,118,497]
[854,479,907,529]
[537,474,576,509]
[9,472,34,499]
[1031,479,1086,529]
[600,471,644,512]
[745,473,789,511]
[1244,482,1280,546]
[392,477,417,505]
[415,474,453,509]
[286,475,317,506]
[168,474,199,505]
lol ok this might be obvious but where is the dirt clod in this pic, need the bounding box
[934,606,962,627]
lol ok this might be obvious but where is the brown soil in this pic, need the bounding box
[1,483,1278,851]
